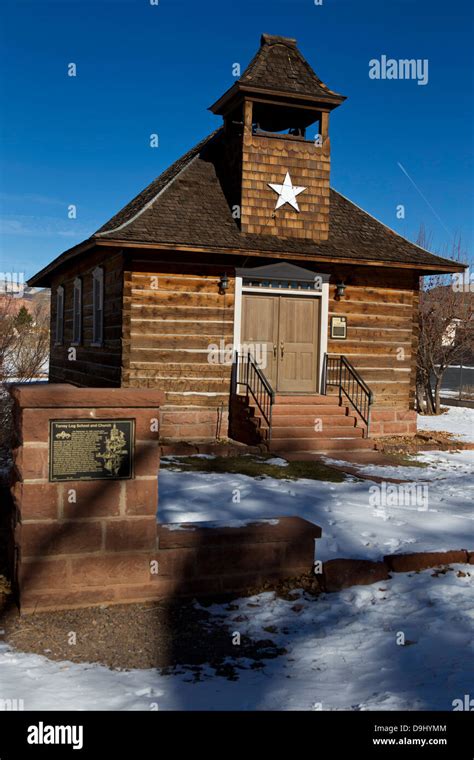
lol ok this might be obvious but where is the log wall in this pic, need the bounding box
[123,260,235,439]
[47,248,420,440]
[327,268,419,411]
[49,248,123,387]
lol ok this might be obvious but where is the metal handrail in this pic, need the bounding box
[233,350,275,439]
[323,353,374,436]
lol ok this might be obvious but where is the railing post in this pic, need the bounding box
[231,350,238,397]
[338,356,343,405]
[321,353,327,395]
[246,351,250,401]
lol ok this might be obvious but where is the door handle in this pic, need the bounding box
[273,344,277,358]
[280,341,284,358]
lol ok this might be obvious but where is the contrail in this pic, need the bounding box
[397,161,453,237]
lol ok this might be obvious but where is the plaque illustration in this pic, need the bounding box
[96,423,128,476]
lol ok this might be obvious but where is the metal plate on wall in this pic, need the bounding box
[49,419,135,482]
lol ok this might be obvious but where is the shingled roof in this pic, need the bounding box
[92,130,460,271]
[239,34,345,102]
[209,34,345,114]
[29,132,464,288]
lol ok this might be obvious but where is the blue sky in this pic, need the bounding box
[0,0,473,280]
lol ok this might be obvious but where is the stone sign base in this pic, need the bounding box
[8,384,321,613]
[20,517,320,612]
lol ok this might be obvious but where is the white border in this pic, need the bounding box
[233,276,330,393]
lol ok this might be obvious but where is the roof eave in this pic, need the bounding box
[27,238,97,288]
[209,82,346,115]
[91,237,467,275]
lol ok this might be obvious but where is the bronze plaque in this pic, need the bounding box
[49,419,135,482]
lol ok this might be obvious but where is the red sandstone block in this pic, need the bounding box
[171,410,218,425]
[21,587,114,613]
[133,442,160,477]
[156,547,197,578]
[407,422,418,434]
[396,410,417,422]
[371,410,397,422]
[323,559,390,592]
[13,481,58,520]
[196,542,285,576]
[14,446,49,480]
[19,558,69,591]
[115,579,184,601]
[381,422,409,435]
[368,422,382,436]
[157,516,321,549]
[62,481,121,519]
[384,550,468,572]
[125,479,158,516]
[161,411,198,425]
[11,384,165,410]
[159,425,176,438]
[105,518,157,552]
[176,423,217,438]
[284,539,317,568]
[21,521,102,558]
[69,554,156,587]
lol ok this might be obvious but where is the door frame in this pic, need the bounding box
[233,263,330,393]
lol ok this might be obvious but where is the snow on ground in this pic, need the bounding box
[2,407,472,711]
[159,449,474,561]
[1,568,472,710]
[417,405,474,442]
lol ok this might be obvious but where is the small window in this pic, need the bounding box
[55,285,64,345]
[72,277,82,345]
[92,267,104,346]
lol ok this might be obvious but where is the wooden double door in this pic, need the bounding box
[241,293,320,393]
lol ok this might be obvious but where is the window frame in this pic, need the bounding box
[91,267,104,347]
[72,276,82,346]
[54,285,64,346]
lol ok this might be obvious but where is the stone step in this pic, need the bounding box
[272,404,348,416]
[270,414,357,427]
[269,437,375,453]
[274,395,340,405]
[272,426,364,440]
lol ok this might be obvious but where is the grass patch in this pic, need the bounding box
[161,455,347,482]
[385,453,430,468]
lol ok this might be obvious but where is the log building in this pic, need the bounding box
[29,34,464,452]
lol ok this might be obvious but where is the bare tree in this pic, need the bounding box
[416,230,473,414]
[0,295,49,382]
[0,294,50,455]
[0,295,19,382]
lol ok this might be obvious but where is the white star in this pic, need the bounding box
[268,171,307,212]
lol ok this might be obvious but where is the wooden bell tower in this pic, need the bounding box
[209,34,346,241]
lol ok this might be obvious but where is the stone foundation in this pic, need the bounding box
[369,408,417,438]
[159,405,229,441]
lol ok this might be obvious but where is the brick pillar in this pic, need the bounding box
[9,384,164,612]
